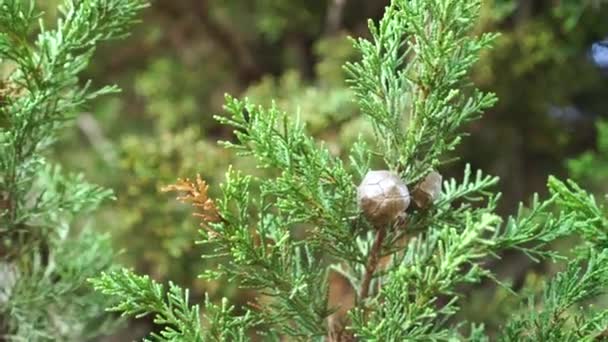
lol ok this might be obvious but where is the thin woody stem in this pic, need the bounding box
[359,226,387,300]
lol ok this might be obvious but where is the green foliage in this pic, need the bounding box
[548,176,608,249]
[44,3,608,319]
[5,230,117,341]
[92,269,254,341]
[500,251,608,341]
[0,0,146,340]
[90,0,608,341]
[67,0,326,288]
[349,172,575,340]
[345,0,498,178]
[218,95,359,263]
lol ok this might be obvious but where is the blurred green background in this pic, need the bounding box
[37,0,608,339]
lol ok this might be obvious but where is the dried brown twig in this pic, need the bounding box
[162,174,222,236]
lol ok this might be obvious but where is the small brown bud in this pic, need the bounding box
[357,170,410,226]
[412,171,442,209]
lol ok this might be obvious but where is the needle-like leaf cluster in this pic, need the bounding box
[0,0,146,340]
[92,0,608,341]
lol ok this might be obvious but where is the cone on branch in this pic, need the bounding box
[357,170,410,226]
[412,171,442,210]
